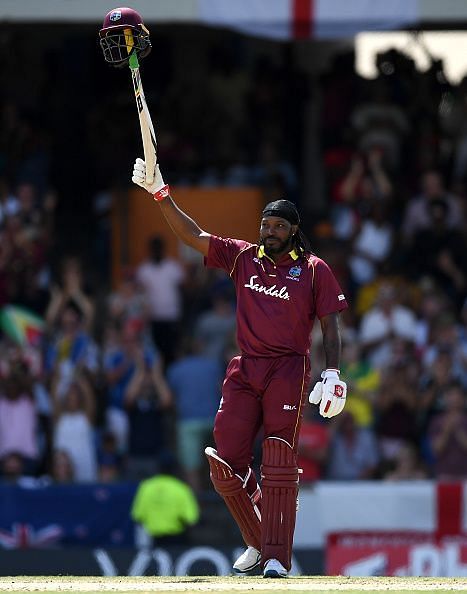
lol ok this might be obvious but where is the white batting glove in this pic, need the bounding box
[132,158,170,201]
[309,369,347,418]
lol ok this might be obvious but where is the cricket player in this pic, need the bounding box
[132,160,348,578]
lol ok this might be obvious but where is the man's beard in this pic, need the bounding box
[260,231,293,256]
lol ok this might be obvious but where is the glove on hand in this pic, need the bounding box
[132,158,169,201]
[309,369,347,418]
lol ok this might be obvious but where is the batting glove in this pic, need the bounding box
[132,158,170,202]
[309,369,347,418]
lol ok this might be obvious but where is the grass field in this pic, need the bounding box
[1,576,467,594]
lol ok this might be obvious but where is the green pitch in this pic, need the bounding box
[1,576,467,594]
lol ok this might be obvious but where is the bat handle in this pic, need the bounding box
[129,51,139,70]
[146,165,155,185]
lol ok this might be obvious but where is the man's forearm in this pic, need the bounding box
[159,196,202,245]
[321,314,342,370]
[323,331,341,370]
[158,196,210,255]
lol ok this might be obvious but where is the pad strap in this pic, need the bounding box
[205,447,261,550]
[261,437,299,571]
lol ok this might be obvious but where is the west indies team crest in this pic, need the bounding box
[287,265,302,281]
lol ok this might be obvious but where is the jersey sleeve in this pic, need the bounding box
[205,235,252,274]
[313,257,348,318]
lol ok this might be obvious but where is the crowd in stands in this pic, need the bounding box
[0,35,466,492]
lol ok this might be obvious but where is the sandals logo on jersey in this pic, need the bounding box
[286,265,302,282]
[110,10,122,21]
[244,275,290,300]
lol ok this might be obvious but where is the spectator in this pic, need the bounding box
[97,432,123,483]
[341,341,380,428]
[131,452,200,547]
[383,442,428,481]
[194,290,236,360]
[52,374,98,482]
[374,363,419,462]
[136,235,185,367]
[422,314,466,382]
[418,348,458,432]
[332,148,392,241]
[326,411,380,480]
[46,256,95,333]
[402,171,463,240]
[409,198,467,307]
[124,340,172,481]
[2,212,44,306]
[359,283,417,369]
[167,337,223,491]
[107,267,149,335]
[0,452,27,483]
[414,286,450,356]
[104,324,162,453]
[349,199,393,288]
[14,182,42,230]
[44,300,99,400]
[428,382,467,480]
[49,449,75,483]
[0,361,38,475]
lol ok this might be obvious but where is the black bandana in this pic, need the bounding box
[262,199,300,225]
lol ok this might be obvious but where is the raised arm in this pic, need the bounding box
[132,159,211,256]
[76,373,96,424]
[150,358,172,409]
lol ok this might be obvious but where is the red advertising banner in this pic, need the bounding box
[327,533,467,577]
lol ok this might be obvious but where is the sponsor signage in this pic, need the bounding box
[0,547,323,576]
[327,533,467,577]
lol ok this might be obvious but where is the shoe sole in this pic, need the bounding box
[263,569,287,578]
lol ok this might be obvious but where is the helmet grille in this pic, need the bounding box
[99,27,151,67]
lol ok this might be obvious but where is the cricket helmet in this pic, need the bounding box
[99,7,151,67]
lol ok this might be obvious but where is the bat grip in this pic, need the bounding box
[129,51,139,70]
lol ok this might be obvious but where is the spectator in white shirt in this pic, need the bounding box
[349,200,393,287]
[360,283,417,369]
[52,374,97,482]
[136,236,185,367]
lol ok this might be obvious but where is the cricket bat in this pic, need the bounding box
[125,28,157,184]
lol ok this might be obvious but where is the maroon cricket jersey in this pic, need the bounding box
[205,235,348,357]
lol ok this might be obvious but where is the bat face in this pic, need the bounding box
[123,29,157,185]
[131,67,157,184]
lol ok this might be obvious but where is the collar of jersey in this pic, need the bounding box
[257,245,299,262]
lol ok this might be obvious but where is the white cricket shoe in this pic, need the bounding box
[233,546,261,573]
[263,558,288,578]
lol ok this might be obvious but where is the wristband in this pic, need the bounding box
[322,369,340,380]
[153,184,170,202]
